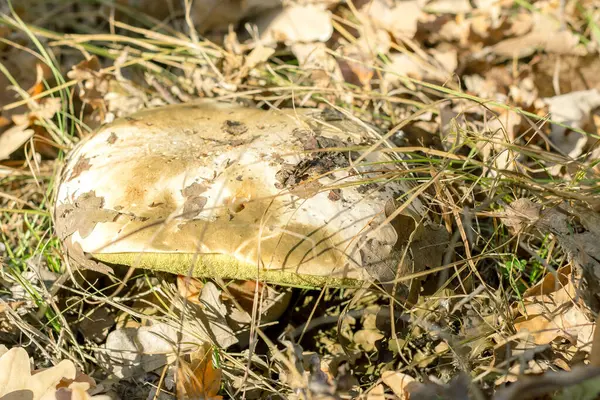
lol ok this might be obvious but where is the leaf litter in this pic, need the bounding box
[2,0,600,398]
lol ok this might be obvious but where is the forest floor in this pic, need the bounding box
[1,0,600,399]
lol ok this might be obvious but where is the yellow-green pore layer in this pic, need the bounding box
[94,252,363,288]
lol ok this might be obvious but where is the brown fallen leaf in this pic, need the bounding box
[513,274,594,350]
[362,0,422,39]
[291,42,344,88]
[177,275,204,305]
[502,199,600,309]
[256,4,333,46]
[501,199,600,349]
[381,370,415,399]
[424,0,472,14]
[491,13,587,58]
[366,383,386,400]
[544,89,600,158]
[177,344,222,400]
[67,56,110,114]
[0,124,34,160]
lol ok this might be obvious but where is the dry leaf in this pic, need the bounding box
[103,282,237,378]
[491,13,587,58]
[0,346,75,400]
[514,277,594,350]
[199,282,238,349]
[383,48,457,90]
[366,383,386,400]
[424,0,472,14]
[362,0,422,39]
[544,89,600,158]
[384,53,426,82]
[512,264,594,350]
[353,329,385,352]
[291,42,344,87]
[382,371,415,399]
[176,344,222,400]
[12,97,62,126]
[0,124,34,160]
[222,280,291,324]
[501,198,542,233]
[78,307,115,344]
[256,5,333,46]
[502,199,600,311]
[102,322,207,378]
[177,276,204,305]
[67,56,110,113]
[242,46,275,71]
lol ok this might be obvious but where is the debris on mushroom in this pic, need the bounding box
[55,101,443,287]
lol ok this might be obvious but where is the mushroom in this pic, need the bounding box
[55,101,435,288]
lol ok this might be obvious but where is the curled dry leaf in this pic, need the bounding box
[198,282,239,348]
[220,279,292,325]
[67,56,110,114]
[353,329,385,352]
[102,322,205,379]
[502,198,600,350]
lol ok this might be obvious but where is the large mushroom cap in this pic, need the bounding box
[55,101,425,287]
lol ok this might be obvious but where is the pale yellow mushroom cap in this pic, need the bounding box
[55,101,425,287]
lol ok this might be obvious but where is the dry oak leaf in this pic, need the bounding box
[0,346,108,400]
[513,266,594,350]
[0,346,75,400]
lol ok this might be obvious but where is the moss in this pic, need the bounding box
[93,252,363,289]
